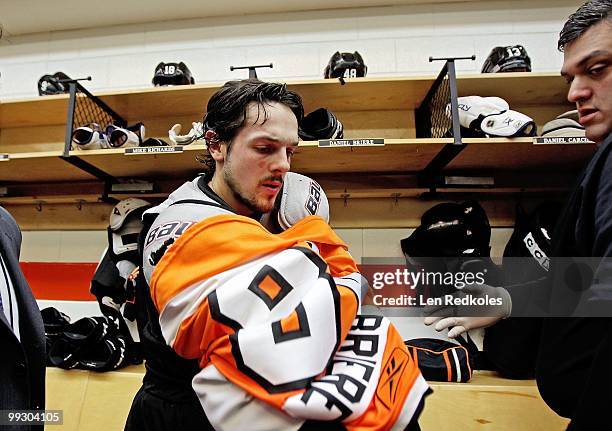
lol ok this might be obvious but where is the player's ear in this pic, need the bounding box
[206,130,224,162]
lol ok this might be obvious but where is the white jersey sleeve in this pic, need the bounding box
[142,178,235,285]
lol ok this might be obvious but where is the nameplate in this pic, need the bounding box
[533,137,593,145]
[318,139,385,147]
[125,146,183,155]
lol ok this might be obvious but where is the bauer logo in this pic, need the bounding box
[523,232,550,271]
[305,181,322,215]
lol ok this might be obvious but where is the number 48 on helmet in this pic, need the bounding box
[324,51,368,79]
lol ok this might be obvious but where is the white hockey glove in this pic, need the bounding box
[107,123,146,148]
[71,123,110,150]
[260,172,330,233]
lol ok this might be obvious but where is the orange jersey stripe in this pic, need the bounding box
[151,215,357,312]
[442,351,452,382]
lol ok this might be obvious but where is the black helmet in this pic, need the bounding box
[38,71,72,96]
[401,200,491,260]
[299,108,344,140]
[324,51,367,79]
[481,45,531,73]
[152,62,195,86]
[401,200,499,298]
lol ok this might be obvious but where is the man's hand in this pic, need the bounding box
[423,283,512,338]
[261,172,329,233]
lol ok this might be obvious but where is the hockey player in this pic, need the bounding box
[125,79,429,431]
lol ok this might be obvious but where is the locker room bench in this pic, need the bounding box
[46,366,569,430]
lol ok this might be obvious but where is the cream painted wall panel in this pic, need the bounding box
[334,229,364,263]
[47,34,82,61]
[211,22,297,48]
[0,0,576,99]
[0,61,48,96]
[0,33,50,63]
[491,228,513,258]
[356,5,435,39]
[252,13,360,45]
[107,54,152,90]
[18,228,512,262]
[431,2,515,36]
[20,231,106,262]
[77,31,146,58]
[144,26,217,52]
[394,38,438,74]
[363,228,412,258]
[396,35,477,74]
[510,2,581,33]
[20,231,62,262]
[46,57,110,91]
[246,44,321,79]
[58,231,107,262]
[172,47,249,84]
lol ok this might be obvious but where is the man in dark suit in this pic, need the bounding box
[424,1,612,429]
[0,206,46,431]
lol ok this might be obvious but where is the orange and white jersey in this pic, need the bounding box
[151,214,429,431]
[142,176,235,284]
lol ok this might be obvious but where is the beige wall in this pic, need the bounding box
[20,227,513,263]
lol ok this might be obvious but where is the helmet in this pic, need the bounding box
[152,62,195,86]
[298,108,344,140]
[401,200,491,260]
[401,200,498,298]
[541,110,585,137]
[481,45,531,73]
[38,71,72,96]
[324,51,367,79]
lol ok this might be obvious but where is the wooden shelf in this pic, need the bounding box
[0,72,587,218]
[1,139,595,187]
[1,151,97,183]
[0,94,69,128]
[456,72,569,107]
[0,73,569,128]
[449,138,596,172]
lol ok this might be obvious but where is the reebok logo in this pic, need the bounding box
[305,181,322,215]
[376,347,409,409]
[523,232,550,271]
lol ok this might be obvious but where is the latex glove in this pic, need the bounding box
[423,283,512,338]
